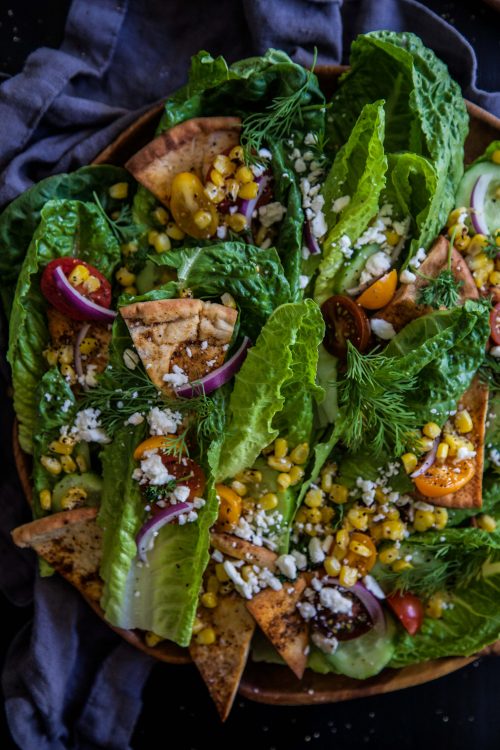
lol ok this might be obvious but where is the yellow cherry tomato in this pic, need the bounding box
[357,269,398,310]
[169,172,218,239]
[414,460,475,498]
[133,435,182,461]
[345,532,377,574]
[215,483,242,529]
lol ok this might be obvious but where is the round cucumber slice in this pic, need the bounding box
[52,472,103,512]
[455,161,500,237]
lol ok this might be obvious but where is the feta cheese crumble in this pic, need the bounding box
[370,318,396,340]
[147,406,182,435]
[63,408,110,444]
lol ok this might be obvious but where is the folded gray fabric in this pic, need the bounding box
[1,1,499,748]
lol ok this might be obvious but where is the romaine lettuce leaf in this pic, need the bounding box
[216,299,325,481]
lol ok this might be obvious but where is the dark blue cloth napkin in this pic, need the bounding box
[1,1,499,748]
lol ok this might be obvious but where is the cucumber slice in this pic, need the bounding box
[455,161,500,237]
[52,472,103,511]
[308,616,396,679]
[332,243,380,294]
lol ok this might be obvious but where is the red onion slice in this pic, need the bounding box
[304,220,321,255]
[238,174,269,223]
[470,175,491,235]
[136,502,193,562]
[410,436,439,478]
[74,323,91,390]
[323,577,386,636]
[53,266,117,323]
[175,336,251,398]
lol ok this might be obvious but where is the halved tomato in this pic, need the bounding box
[133,435,185,461]
[321,295,370,359]
[357,269,397,310]
[386,592,424,635]
[161,455,206,500]
[41,258,111,319]
[215,483,242,529]
[345,532,377,574]
[413,460,475,498]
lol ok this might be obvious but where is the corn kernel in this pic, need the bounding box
[336,529,350,551]
[385,230,400,246]
[123,286,137,295]
[78,337,97,356]
[436,442,449,463]
[225,178,240,201]
[192,617,204,635]
[274,438,288,458]
[166,222,185,240]
[68,264,90,285]
[492,149,500,165]
[339,565,358,587]
[426,593,446,619]
[414,510,436,532]
[329,484,349,504]
[402,453,418,474]
[213,154,235,176]
[196,627,216,645]
[145,631,164,647]
[115,267,136,286]
[477,514,497,532]
[324,556,341,576]
[255,224,269,246]
[381,519,406,541]
[307,508,322,524]
[467,233,489,256]
[304,488,323,508]
[75,454,88,473]
[370,524,384,542]
[109,182,129,199]
[290,442,309,464]
[39,489,52,511]
[210,168,225,187]
[58,345,74,365]
[227,212,247,232]
[295,507,308,525]
[321,506,334,523]
[347,507,369,531]
[43,348,59,367]
[215,563,230,582]
[230,480,248,497]
[289,465,305,486]
[385,507,400,521]
[455,409,473,434]
[204,182,225,203]
[277,472,291,490]
[83,275,101,293]
[259,493,279,511]
[61,486,87,509]
[374,487,388,504]
[49,439,73,456]
[447,207,468,227]
[238,181,259,200]
[443,433,463,457]
[348,540,372,558]
[229,145,244,161]
[122,240,138,257]
[40,454,62,475]
[235,469,262,484]
[448,222,468,240]
[153,232,171,253]
[468,252,490,271]
[193,210,212,230]
[235,165,254,184]
[379,546,400,565]
[207,575,220,594]
[392,559,413,572]
[417,436,434,453]
[153,206,169,225]
[60,455,77,473]
[321,472,334,493]
[455,234,470,252]
[423,422,441,439]
[267,455,292,472]
[434,507,448,530]
[60,364,76,383]
[201,592,218,609]
[489,271,500,286]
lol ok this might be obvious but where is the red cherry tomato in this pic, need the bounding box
[490,303,500,345]
[321,294,371,358]
[161,455,206,501]
[41,258,112,320]
[386,592,424,636]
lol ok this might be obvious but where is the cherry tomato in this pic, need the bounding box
[41,258,111,320]
[321,295,370,358]
[133,435,185,461]
[170,172,218,239]
[161,455,206,500]
[357,269,398,310]
[386,592,424,635]
[413,460,475,498]
[345,532,377,575]
[215,483,242,530]
[490,303,500,345]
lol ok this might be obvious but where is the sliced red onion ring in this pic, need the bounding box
[410,436,439,478]
[324,577,386,636]
[175,336,251,398]
[53,265,117,323]
[304,220,321,255]
[238,174,269,223]
[74,323,91,390]
[136,502,193,562]
[470,175,491,235]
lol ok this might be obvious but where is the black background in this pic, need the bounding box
[1,1,500,749]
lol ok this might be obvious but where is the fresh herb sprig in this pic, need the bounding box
[335,342,417,457]
[92,191,143,244]
[416,229,463,309]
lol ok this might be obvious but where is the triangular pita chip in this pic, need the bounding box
[12,508,103,601]
[125,116,241,206]
[189,593,255,721]
[378,235,478,333]
[246,574,309,679]
[210,531,278,570]
[120,298,237,395]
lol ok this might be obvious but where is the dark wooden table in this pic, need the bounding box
[1,1,500,748]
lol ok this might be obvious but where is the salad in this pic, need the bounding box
[4,31,500,720]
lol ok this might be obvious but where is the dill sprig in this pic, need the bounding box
[93,191,142,244]
[241,50,324,163]
[416,229,463,309]
[336,342,417,457]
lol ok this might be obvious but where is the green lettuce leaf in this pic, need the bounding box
[216,299,325,481]
[314,101,387,304]
[7,199,121,453]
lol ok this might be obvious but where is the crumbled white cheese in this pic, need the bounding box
[363,575,386,599]
[311,632,338,655]
[338,234,353,259]
[61,399,72,414]
[456,447,476,461]
[125,412,145,426]
[44,393,52,402]
[291,550,308,570]
[216,225,227,239]
[297,601,316,620]
[360,251,392,286]
[132,450,174,485]
[147,406,182,435]
[319,586,353,614]
[370,318,396,340]
[299,275,310,289]
[173,485,191,502]
[308,537,326,564]
[332,195,351,214]
[64,408,110,444]
[162,370,189,387]
[258,147,272,160]
[304,132,317,146]
[490,346,500,358]
[294,157,307,173]
[409,247,427,269]
[258,201,286,228]
[276,554,297,580]
[400,269,417,284]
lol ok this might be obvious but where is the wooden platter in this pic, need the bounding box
[14,64,500,707]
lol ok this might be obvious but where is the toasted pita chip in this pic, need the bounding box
[12,508,103,600]
[189,593,255,720]
[125,116,241,206]
[210,531,278,570]
[426,376,489,509]
[120,298,237,395]
[246,575,309,678]
[378,235,478,333]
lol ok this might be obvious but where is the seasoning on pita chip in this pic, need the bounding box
[210,531,278,570]
[189,593,255,721]
[246,574,309,679]
[120,297,237,395]
[125,116,241,206]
